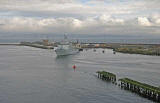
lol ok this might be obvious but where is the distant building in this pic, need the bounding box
[42,39,53,46]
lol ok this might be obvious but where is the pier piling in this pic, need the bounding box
[96,71,116,83]
[119,78,160,102]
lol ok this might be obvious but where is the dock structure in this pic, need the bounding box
[96,71,116,82]
[119,78,160,102]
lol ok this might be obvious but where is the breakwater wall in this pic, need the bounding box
[0,43,20,46]
[20,42,54,49]
[0,42,54,49]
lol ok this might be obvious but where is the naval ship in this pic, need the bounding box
[55,35,79,56]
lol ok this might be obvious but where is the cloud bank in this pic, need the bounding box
[0,0,160,35]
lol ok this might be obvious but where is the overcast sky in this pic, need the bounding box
[0,0,160,36]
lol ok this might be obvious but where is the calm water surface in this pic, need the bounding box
[0,46,160,103]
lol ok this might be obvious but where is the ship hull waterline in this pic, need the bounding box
[55,49,79,56]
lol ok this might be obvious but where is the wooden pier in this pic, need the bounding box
[96,71,160,102]
[96,71,116,82]
[119,78,160,102]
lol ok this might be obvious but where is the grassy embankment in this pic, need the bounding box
[114,45,160,56]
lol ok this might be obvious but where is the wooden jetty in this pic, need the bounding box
[119,78,160,102]
[96,71,116,82]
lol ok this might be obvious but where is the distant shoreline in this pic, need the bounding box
[0,43,20,46]
[0,42,160,56]
[0,42,160,45]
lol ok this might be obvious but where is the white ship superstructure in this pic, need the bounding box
[55,35,79,56]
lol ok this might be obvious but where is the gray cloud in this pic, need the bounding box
[0,15,159,35]
[0,0,159,35]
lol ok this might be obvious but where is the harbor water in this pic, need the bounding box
[0,46,160,103]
